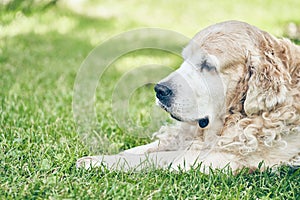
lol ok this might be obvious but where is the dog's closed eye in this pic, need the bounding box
[197,59,216,72]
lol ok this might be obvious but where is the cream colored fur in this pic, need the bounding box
[77,21,300,172]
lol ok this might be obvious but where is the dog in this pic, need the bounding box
[77,20,300,172]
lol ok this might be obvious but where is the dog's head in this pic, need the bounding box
[155,21,290,128]
[155,42,227,128]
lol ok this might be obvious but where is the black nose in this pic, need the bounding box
[154,84,173,100]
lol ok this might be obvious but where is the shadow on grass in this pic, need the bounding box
[1,6,187,155]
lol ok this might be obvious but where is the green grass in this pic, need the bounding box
[1,0,300,199]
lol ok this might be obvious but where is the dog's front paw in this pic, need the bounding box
[76,156,103,169]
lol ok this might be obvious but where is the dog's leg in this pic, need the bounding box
[76,141,160,170]
[76,147,240,172]
[76,149,188,171]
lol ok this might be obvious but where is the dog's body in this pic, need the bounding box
[77,21,300,172]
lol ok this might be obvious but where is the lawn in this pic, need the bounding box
[1,0,300,199]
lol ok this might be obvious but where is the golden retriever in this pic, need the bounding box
[77,20,300,172]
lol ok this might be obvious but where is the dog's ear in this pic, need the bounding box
[244,42,291,116]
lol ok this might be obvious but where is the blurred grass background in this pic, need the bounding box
[1,0,300,199]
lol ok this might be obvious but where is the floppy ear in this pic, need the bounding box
[244,45,291,116]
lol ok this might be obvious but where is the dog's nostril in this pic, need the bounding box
[154,84,172,99]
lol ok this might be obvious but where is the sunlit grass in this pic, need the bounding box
[59,0,300,36]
